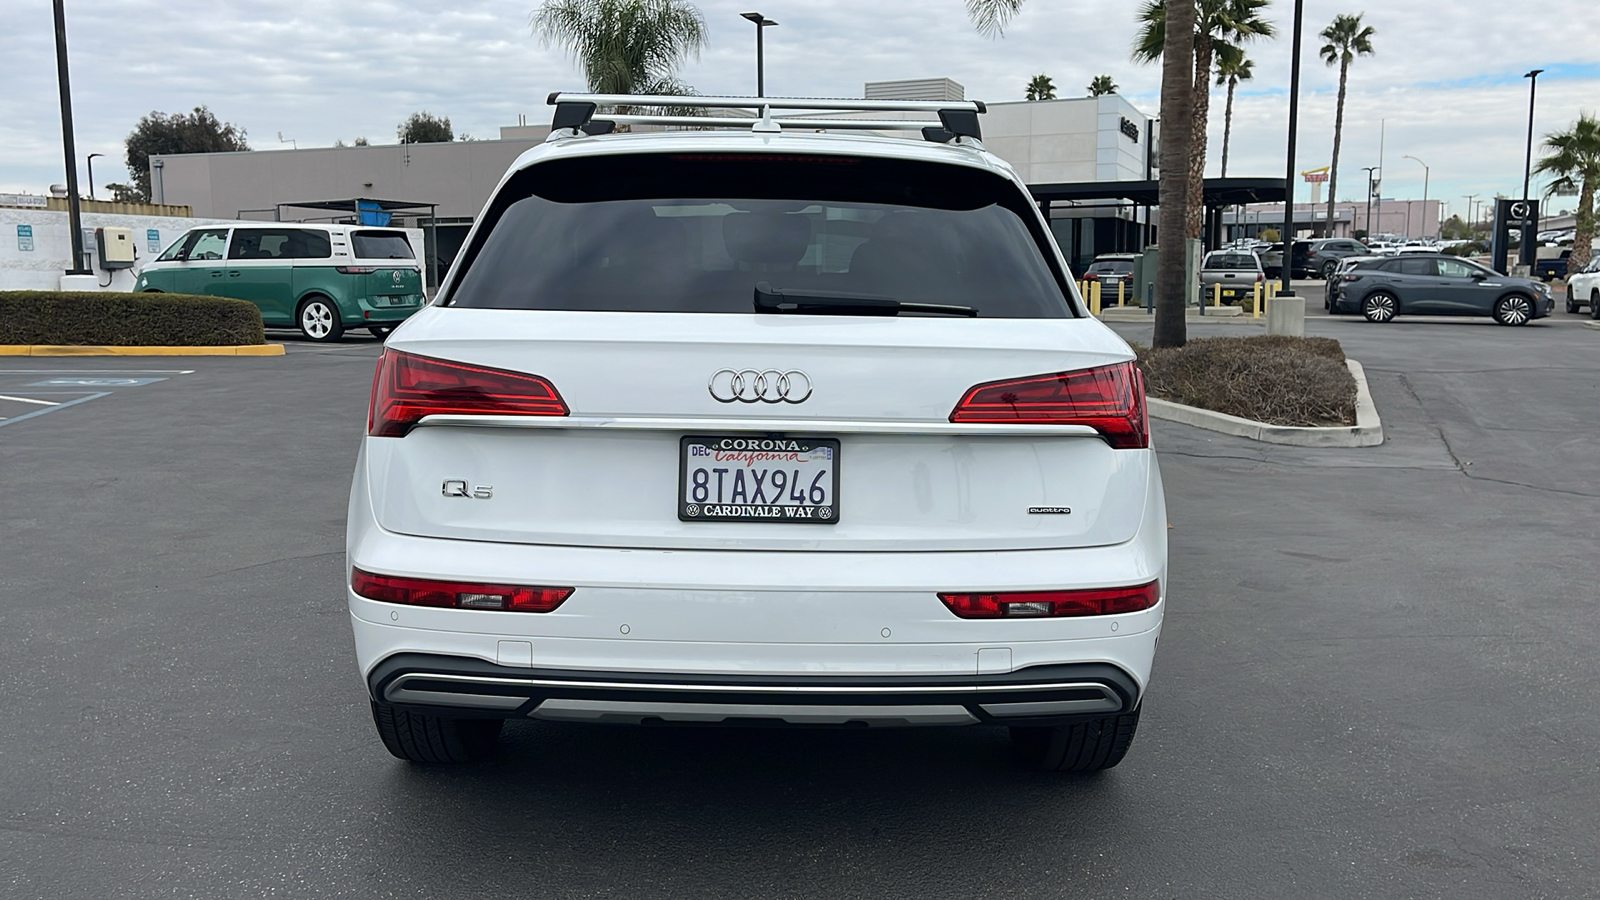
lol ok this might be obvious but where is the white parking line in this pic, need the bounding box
[0,394,60,406]
[0,369,196,375]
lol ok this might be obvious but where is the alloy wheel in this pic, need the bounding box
[301,302,333,338]
[1363,293,1396,323]
[1494,295,1532,326]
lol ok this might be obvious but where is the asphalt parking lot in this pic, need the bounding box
[1,316,1596,899]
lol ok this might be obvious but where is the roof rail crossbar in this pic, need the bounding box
[548,92,984,115]
[600,114,963,132]
[545,93,986,144]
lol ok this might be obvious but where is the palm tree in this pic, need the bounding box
[1025,74,1057,101]
[1088,74,1118,97]
[1319,13,1376,237]
[966,0,1194,346]
[1134,0,1276,239]
[1534,114,1600,274]
[532,0,708,111]
[1215,49,1253,177]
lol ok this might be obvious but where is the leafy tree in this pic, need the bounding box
[1025,74,1057,101]
[965,0,1196,347]
[398,111,453,144]
[1318,13,1376,237]
[532,0,708,107]
[122,106,249,202]
[1533,113,1600,272]
[354,136,370,147]
[1087,74,1118,97]
[1215,49,1253,177]
[1134,0,1276,239]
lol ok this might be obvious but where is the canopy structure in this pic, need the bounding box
[277,198,441,290]
[1028,178,1290,251]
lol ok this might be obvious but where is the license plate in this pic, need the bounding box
[679,435,840,524]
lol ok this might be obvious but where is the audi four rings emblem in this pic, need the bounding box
[708,369,813,403]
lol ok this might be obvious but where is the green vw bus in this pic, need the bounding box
[135,224,427,341]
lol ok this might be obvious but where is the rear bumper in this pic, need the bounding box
[369,652,1142,727]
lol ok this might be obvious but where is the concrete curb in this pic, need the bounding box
[0,344,285,357]
[1148,359,1383,447]
[1584,320,1600,331]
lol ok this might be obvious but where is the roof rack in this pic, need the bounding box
[545,93,987,144]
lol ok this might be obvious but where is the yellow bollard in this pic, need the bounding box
[1117,280,1126,308]
[1253,282,1263,317]
[1212,282,1221,308]
[1090,280,1102,315]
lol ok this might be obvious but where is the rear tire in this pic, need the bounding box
[1010,708,1141,773]
[371,701,503,763]
[1591,291,1600,320]
[1362,292,1398,323]
[1321,260,1339,279]
[297,296,344,343]
[1493,294,1533,326]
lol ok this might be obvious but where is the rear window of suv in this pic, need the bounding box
[447,152,1073,317]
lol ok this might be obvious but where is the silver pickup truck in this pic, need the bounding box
[1199,250,1266,304]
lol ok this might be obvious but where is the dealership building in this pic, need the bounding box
[146,79,1176,278]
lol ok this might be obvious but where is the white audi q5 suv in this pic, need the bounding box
[347,94,1167,772]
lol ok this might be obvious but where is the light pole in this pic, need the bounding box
[1519,69,1543,267]
[86,151,103,201]
[1362,166,1378,238]
[1403,154,1429,239]
[740,12,778,97]
[52,0,90,277]
[1278,0,1304,295]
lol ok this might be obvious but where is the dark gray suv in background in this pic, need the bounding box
[1331,254,1553,325]
[1305,238,1371,279]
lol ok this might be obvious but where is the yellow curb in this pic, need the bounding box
[0,344,285,357]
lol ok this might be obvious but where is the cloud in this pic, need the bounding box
[3,0,1597,215]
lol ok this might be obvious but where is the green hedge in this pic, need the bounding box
[0,291,265,346]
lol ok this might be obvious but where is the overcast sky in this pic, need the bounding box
[4,0,1598,218]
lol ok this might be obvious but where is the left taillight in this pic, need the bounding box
[351,568,573,613]
[938,581,1160,619]
[367,349,568,437]
[948,360,1149,449]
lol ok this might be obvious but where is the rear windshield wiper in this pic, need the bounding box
[754,283,978,318]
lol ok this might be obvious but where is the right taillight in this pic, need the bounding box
[949,360,1148,449]
[351,568,572,612]
[368,349,568,437]
[938,581,1161,619]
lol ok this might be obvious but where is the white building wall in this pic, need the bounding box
[0,208,423,292]
[0,208,240,291]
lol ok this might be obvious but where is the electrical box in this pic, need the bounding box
[96,227,136,270]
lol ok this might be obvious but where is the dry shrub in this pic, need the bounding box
[1134,336,1357,427]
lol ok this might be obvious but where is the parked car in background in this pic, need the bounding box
[136,224,426,342]
[1083,253,1139,298]
[1331,254,1552,325]
[1259,241,1311,279]
[1533,249,1572,282]
[1199,250,1266,304]
[1565,255,1600,317]
[1323,255,1383,311]
[1304,238,1371,278]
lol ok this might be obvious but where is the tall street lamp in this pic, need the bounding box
[1277,0,1304,296]
[1520,68,1544,267]
[1402,154,1429,239]
[86,151,104,201]
[1362,166,1378,238]
[52,0,90,277]
[740,12,778,97]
